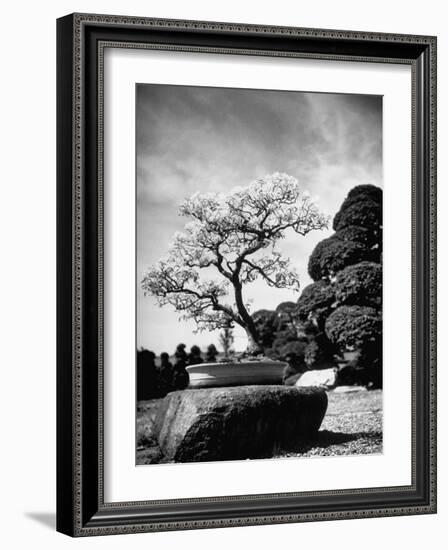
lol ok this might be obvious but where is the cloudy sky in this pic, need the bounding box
[136,84,382,354]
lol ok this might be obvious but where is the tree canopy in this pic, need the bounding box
[142,173,328,352]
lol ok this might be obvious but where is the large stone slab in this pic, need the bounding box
[154,385,328,462]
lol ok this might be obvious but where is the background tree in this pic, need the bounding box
[219,321,234,359]
[142,173,328,354]
[205,343,218,363]
[251,309,276,350]
[136,349,158,400]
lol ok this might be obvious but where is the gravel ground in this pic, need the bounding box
[277,388,383,458]
[136,388,383,464]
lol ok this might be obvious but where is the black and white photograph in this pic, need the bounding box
[136,84,383,465]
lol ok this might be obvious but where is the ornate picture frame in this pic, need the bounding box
[57,13,437,536]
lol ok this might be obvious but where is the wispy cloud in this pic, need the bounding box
[136,84,382,353]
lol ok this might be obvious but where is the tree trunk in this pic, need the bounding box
[245,329,263,356]
[232,278,263,355]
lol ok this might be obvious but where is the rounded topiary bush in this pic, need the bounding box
[276,301,297,314]
[325,305,382,351]
[252,309,276,350]
[296,280,335,327]
[308,236,374,281]
[275,339,308,361]
[334,261,382,308]
[333,198,382,233]
[346,184,382,204]
[273,301,298,331]
[304,335,336,370]
[332,224,379,249]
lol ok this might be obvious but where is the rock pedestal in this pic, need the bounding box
[154,385,328,462]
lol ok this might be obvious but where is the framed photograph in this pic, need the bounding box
[57,13,437,536]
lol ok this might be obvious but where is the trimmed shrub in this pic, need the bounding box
[333,198,382,233]
[304,334,337,370]
[308,237,374,281]
[252,309,276,349]
[334,261,382,308]
[333,224,379,249]
[271,335,307,362]
[325,305,382,351]
[276,301,297,314]
[346,184,382,204]
[273,301,298,332]
[296,280,336,328]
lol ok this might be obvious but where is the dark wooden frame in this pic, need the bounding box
[57,13,437,537]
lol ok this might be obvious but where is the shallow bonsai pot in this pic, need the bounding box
[186,360,287,389]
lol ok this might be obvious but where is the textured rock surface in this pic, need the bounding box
[153,385,328,462]
[295,368,338,389]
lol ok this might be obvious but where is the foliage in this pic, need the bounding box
[332,225,378,250]
[136,349,159,400]
[174,343,188,363]
[205,344,218,363]
[297,184,383,384]
[142,173,328,351]
[325,305,382,351]
[252,309,277,349]
[357,343,383,388]
[333,198,382,234]
[334,261,382,307]
[304,334,336,370]
[219,323,234,358]
[268,327,307,361]
[296,280,336,328]
[308,237,374,281]
[188,345,203,365]
[274,301,298,331]
[346,184,382,204]
[272,339,308,362]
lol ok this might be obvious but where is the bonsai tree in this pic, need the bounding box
[142,173,328,354]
